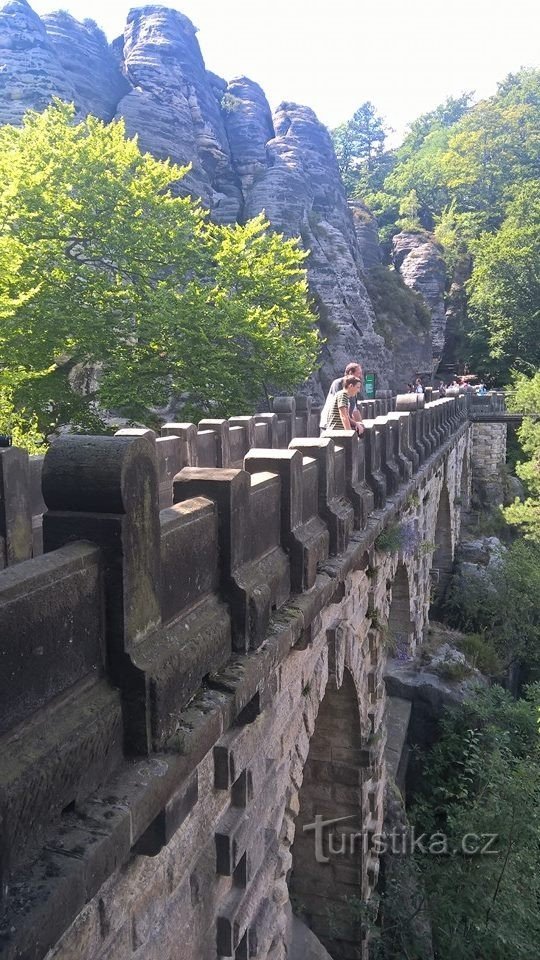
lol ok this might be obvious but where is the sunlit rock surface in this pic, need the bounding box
[392,230,447,360]
[0,0,439,389]
[0,0,76,124]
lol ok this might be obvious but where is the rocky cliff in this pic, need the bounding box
[392,231,447,365]
[0,0,435,393]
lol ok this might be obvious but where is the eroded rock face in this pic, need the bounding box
[236,100,391,393]
[116,5,243,222]
[221,76,275,196]
[392,231,447,361]
[0,0,76,125]
[42,11,128,120]
[349,200,382,270]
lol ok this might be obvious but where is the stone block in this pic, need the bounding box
[0,680,123,896]
[0,542,104,735]
[253,413,279,449]
[198,419,231,467]
[323,431,374,530]
[272,396,296,444]
[155,435,183,508]
[361,421,386,509]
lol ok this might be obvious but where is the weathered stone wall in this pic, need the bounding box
[471,421,507,506]
[0,396,470,960]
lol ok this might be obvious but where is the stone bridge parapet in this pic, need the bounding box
[0,395,470,960]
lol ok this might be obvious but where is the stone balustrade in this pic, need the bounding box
[0,392,470,960]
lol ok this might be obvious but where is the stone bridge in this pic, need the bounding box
[0,394,476,960]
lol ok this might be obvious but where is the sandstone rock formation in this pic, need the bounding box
[0,0,76,125]
[392,231,447,364]
[349,200,382,270]
[0,0,438,391]
[42,11,128,120]
[231,97,391,393]
[116,6,243,222]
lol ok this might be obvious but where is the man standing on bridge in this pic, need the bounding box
[323,375,364,434]
[320,362,364,435]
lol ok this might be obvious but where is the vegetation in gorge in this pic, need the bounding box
[333,70,540,381]
[0,102,319,441]
[444,537,540,678]
[504,371,540,540]
[409,685,540,960]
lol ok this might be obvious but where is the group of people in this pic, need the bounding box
[318,363,490,439]
[446,377,487,395]
[407,376,488,396]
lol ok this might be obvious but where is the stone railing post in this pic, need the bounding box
[116,428,181,509]
[272,397,296,445]
[161,422,198,468]
[375,417,400,495]
[0,446,32,569]
[387,413,414,481]
[288,438,353,555]
[42,435,162,754]
[198,419,231,467]
[229,416,257,454]
[175,467,289,651]
[361,421,387,509]
[294,395,312,438]
[253,412,280,449]
[244,448,328,590]
[323,430,374,529]
[423,406,437,453]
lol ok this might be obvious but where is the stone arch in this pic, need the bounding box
[388,563,414,656]
[288,669,364,959]
[431,484,453,610]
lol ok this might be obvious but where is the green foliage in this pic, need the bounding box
[0,101,319,433]
[503,372,540,539]
[444,538,540,675]
[468,182,540,379]
[363,266,431,345]
[410,685,540,960]
[338,72,540,380]
[220,93,243,113]
[0,369,46,453]
[433,657,472,682]
[375,522,403,554]
[455,633,502,676]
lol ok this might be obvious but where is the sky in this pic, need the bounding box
[33,0,540,141]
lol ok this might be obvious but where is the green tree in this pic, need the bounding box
[401,92,473,154]
[503,371,540,540]
[332,101,388,196]
[467,182,540,380]
[0,370,45,453]
[0,101,319,432]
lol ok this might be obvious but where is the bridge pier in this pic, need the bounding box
[470,421,507,506]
